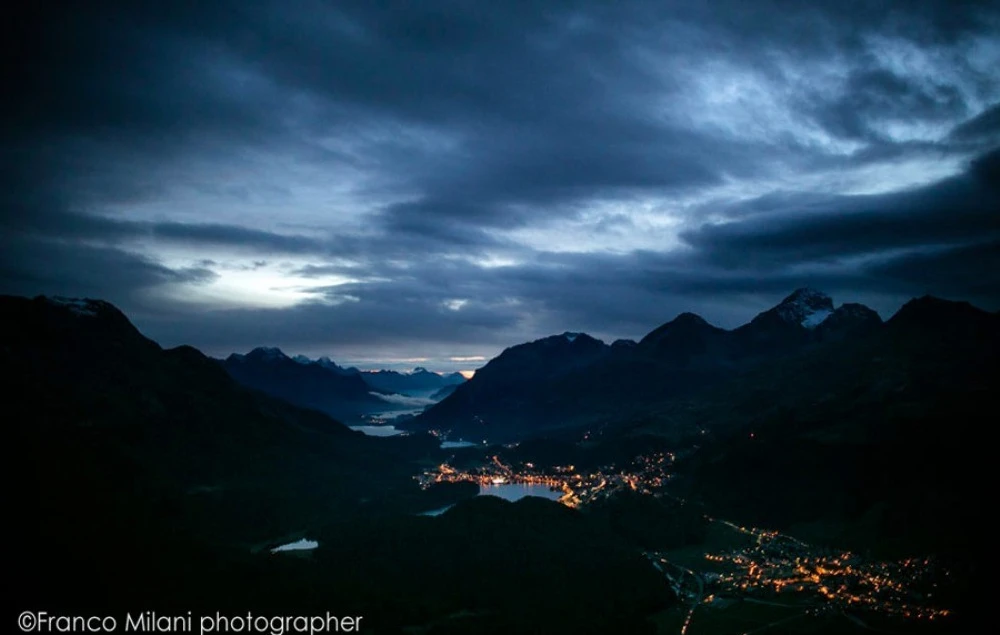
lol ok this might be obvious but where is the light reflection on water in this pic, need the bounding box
[418,505,454,516]
[416,482,562,517]
[349,425,404,436]
[478,483,562,502]
[271,539,319,553]
[441,440,478,448]
[351,427,483,449]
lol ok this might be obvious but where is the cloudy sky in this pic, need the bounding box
[3,1,998,371]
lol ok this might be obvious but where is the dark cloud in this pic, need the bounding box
[950,103,1000,143]
[0,236,217,302]
[867,240,1000,299]
[680,149,1000,270]
[1,1,998,366]
[811,68,968,142]
[149,222,326,254]
[3,208,329,255]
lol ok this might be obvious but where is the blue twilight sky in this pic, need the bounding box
[2,1,998,372]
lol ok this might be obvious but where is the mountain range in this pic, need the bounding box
[220,347,386,422]
[219,348,466,423]
[356,366,466,397]
[654,294,998,589]
[414,289,932,441]
[410,288,997,615]
[289,354,467,396]
[6,289,994,631]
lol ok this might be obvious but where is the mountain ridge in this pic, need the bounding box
[219,347,386,423]
[414,289,973,441]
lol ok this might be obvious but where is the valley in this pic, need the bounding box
[5,288,995,634]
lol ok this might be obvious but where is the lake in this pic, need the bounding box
[441,440,479,448]
[271,538,319,553]
[417,482,564,516]
[478,482,563,502]
[350,427,483,449]
[418,504,454,516]
[349,425,405,436]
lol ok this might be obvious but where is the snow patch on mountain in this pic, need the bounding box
[802,308,833,328]
[775,288,835,329]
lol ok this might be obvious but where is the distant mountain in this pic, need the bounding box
[886,294,996,332]
[413,289,885,441]
[726,288,835,359]
[292,354,360,375]
[771,287,836,327]
[462,332,609,389]
[637,312,729,366]
[360,366,466,397]
[611,338,638,350]
[220,347,386,422]
[289,354,466,397]
[417,332,612,439]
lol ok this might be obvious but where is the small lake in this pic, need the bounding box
[373,408,426,418]
[350,425,405,437]
[417,482,563,516]
[441,440,479,449]
[271,539,319,553]
[418,504,454,516]
[350,427,483,449]
[478,483,563,502]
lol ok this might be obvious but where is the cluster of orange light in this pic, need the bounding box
[418,450,677,509]
[700,537,951,621]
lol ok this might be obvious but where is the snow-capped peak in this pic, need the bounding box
[774,288,834,329]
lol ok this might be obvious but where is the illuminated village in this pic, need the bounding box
[419,443,674,507]
[651,520,951,633]
[419,447,953,630]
